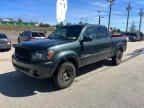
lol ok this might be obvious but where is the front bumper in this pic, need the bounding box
[12,55,56,79]
[0,44,11,50]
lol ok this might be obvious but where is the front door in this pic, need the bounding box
[80,26,98,66]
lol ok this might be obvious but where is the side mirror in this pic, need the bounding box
[82,35,93,42]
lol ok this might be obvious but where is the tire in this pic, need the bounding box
[112,50,123,66]
[53,62,76,89]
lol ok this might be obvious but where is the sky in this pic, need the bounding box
[0,0,144,32]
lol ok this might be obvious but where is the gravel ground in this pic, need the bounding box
[0,41,144,108]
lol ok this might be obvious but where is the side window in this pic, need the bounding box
[24,32,31,37]
[97,27,108,38]
[84,27,97,39]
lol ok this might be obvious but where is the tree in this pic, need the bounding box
[112,28,117,32]
[129,21,137,32]
[60,22,63,26]
[116,29,121,33]
[79,21,83,25]
[18,18,23,22]
[39,23,50,27]
[66,22,72,25]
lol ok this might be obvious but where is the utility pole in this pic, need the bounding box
[107,0,115,31]
[139,9,144,33]
[126,2,132,32]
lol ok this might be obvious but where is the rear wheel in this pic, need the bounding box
[112,50,123,65]
[53,62,76,89]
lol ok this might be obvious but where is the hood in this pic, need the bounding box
[16,39,72,49]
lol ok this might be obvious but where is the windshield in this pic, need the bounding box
[48,26,84,41]
[0,34,7,39]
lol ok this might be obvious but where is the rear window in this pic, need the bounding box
[32,32,45,37]
[0,34,7,39]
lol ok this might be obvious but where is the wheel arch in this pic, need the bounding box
[112,44,124,57]
[53,51,80,76]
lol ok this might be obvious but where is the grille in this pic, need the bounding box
[0,41,5,44]
[15,47,32,61]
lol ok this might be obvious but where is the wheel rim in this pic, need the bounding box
[61,66,74,83]
[116,51,123,64]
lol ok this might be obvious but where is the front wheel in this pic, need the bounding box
[112,50,123,66]
[53,62,76,89]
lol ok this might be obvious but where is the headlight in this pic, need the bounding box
[32,50,47,61]
[31,50,55,61]
[47,51,55,60]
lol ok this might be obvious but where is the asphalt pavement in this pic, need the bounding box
[0,41,144,108]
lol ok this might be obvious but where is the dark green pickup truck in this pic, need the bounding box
[12,24,127,89]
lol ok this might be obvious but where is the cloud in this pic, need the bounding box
[89,2,108,8]
[112,11,126,16]
[137,1,144,4]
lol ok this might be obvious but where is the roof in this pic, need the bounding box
[60,24,107,28]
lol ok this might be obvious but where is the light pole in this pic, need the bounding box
[107,0,115,31]
[139,9,144,33]
[97,11,104,25]
[99,16,104,25]
[126,2,132,32]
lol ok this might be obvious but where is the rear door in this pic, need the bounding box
[80,26,113,66]
[94,26,113,60]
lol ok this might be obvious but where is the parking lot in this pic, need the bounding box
[0,41,144,108]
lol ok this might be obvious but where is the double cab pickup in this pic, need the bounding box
[12,24,127,89]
